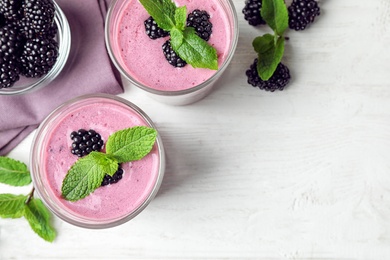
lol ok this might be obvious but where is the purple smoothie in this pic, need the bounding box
[113,0,233,92]
[32,95,163,226]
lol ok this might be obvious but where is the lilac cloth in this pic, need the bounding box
[0,0,123,155]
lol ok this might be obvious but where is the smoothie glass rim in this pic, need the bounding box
[30,93,166,229]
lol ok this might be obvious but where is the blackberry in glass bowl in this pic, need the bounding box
[0,0,71,95]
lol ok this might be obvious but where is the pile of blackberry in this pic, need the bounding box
[243,0,320,91]
[144,9,213,68]
[69,129,124,186]
[0,0,59,89]
[242,0,320,30]
[288,0,320,31]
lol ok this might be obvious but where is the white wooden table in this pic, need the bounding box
[2,0,390,259]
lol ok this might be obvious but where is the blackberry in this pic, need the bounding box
[144,16,169,40]
[70,129,104,157]
[22,0,55,37]
[288,0,320,31]
[186,9,213,41]
[19,36,58,78]
[0,0,23,20]
[162,40,187,68]
[101,167,124,186]
[246,59,290,92]
[242,0,266,26]
[0,24,24,62]
[0,59,20,89]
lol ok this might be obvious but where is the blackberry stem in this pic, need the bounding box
[25,187,35,204]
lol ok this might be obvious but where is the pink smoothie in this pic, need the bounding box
[40,97,161,222]
[115,0,232,91]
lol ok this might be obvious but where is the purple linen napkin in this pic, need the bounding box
[0,0,123,155]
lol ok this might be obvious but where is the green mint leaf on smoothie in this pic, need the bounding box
[175,6,187,31]
[0,156,31,186]
[0,194,27,219]
[106,126,157,163]
[261,0,288,36]
[253,34,285,80]
[24,198,56,242]
[139,0,176,31]
[61,152,119,201]
[171,27,218,70]
[140,0,218,70]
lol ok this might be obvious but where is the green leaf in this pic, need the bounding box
[0,156,31,186]
[171,27,218,70]
[106,126,157,163]
[61,152,118,201]
[24,198,56,242]
[261,0,288,36]
[170,27,184,47]
[139,0,177,31]
[174,6,187,31]
[253,34,285,80]
[0,194,26,218]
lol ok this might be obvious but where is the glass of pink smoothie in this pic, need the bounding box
[105,0,238,105]
[30,94,165,228]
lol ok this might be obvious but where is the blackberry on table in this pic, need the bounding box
[242,0,266,26]
[162,40,187,68]
[70,129,104,157]
[19,36,58,78]
[288,0,320,31]
[246,59,290,92]
[101,167,124,186]
[0,24,24,62]
[144,16,169,40]
[186,9,213,41]
[22,0,55,37]
[0,59,20,89]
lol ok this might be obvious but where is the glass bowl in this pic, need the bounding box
[0,0,71,96]
[105,0,238,105]
[30,94,165,228]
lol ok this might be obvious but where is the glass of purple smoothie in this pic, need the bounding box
[105,0,238,105]
[30,94,165,228]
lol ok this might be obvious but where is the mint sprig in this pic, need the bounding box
[61,126,157,202]
[139,0,218,70]
[253,0,288,80]
[0,157,56,242]
[61,152,119,201]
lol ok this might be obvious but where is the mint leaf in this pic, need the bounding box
[0,156,31,186]
[175,6,187,31]
[171,27,218,70]
[170,27,184,47]
[139,0,176,31]
[0,194,26,218]
[106,126,157,163]
[261,0,288,36]
[253,34,285,80]
[61,152,118,201]
[24,198,56,242]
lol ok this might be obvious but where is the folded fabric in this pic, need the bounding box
[0,0,123,155]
